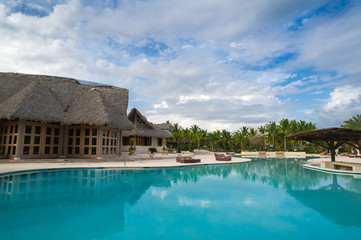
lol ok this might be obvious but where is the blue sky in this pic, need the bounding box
[0,0,360,131]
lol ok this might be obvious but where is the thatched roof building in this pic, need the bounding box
[0,72,132,129]
[123,108,173,139]
[0,72,133,159]
[122,108,173,153]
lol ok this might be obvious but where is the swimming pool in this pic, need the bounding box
[1,157,361,240]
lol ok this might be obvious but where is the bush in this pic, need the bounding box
[148,147,157,153]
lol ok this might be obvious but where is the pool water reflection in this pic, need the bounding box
[1,158,361,240]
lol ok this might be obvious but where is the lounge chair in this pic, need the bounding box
[176,156,201,163]
[214,153,231,161]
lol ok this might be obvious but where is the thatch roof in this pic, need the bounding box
[286,127,361,142]
[123,108,173,138]
[287,127,361,162]
[0,72,133,129]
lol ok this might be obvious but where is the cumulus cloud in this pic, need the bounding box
[324,85,361,112]
[0,0,360,131]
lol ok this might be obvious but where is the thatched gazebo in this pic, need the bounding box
[287,127,361,162]
[0,72,133,159]
[122,108,173,153]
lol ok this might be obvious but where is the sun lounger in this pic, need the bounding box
[176,156,201,163]
[214,153,231,161]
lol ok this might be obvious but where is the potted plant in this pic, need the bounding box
[148,147,157,159]
[162,146,168,155]
[129,137,136,155]
[161,139,168,155]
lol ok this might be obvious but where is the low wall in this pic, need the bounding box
[241,151,306,156]
[122,145,164,153]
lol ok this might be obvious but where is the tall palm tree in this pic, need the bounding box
[207,132,217,152]
[195,131,205,149]
[341,114,361,129]
[190,124,201,133]
[279,118,290,152]
[233,130,246,151]
[183,128,194,151]
[258,125,267,147]
[220,129,233,151]
[266,121,278,149]
[296,120,307,149]
[170,123,183,151]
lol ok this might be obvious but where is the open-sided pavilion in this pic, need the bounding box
[287,127,361,162]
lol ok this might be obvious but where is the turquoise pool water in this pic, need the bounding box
[1,158,361,240]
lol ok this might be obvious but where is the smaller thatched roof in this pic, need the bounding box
[287,127,361,142]
[287,127,361,162]
[123,108,173,138]
[128,108,154,129]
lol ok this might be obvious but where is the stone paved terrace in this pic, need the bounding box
[2,152,361,176]
[0,152,252,175]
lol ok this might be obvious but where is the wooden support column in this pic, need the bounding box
[116,129,122,157]
[329,142,336,162]
[14,119,25,160]
[60,124,67,157]
[328,140,343,162]
[97,126,103,159]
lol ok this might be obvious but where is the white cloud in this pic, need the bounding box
[299,2,361,74]
[177,95,211,104]
[154,101,169,109]
[0,0,360,131]
[324,85,361,112]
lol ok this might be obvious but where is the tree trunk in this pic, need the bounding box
[284,133,287,152]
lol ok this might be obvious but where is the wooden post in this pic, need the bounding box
[116,129,122,157]
[60,124,67,157]
[97,126,103,159]
[329,141,336,162]
[14,119,24,160]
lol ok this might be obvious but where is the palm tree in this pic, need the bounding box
[233,130,245,152]
[240,126,249,151]
[207,132,217,152]
[190,124,201,133]
[279,118,290,152]
[170,123,183,151]
[266,121,278,149]
[258,125,267,147]
[341,114,361,129]
[183,128,194,151]
[220,129,233,151]
[195,131,205,149]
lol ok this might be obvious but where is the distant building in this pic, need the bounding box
[122,108,173,153]
[0,72,133,159]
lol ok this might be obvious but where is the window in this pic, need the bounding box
[25,125,32,134]
[21,122,61,157]
[0,120,19,157]
[67,126,99,158]
[35,126,41,135]
[101,127,118,157]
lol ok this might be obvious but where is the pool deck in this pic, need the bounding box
[0,153,253,175]
[306,156,361,174]
[2,152,360,176]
